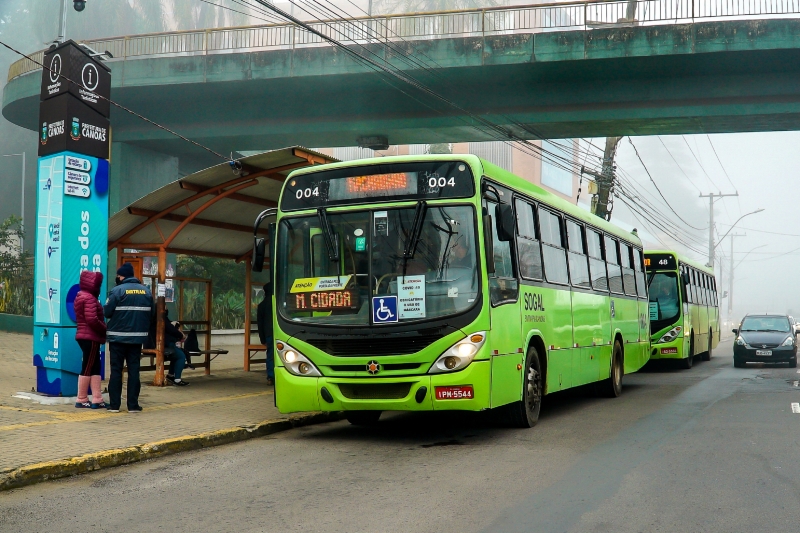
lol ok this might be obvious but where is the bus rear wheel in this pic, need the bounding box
[345,411,382,426]
[507,346,543,428]
[598,341,624,398]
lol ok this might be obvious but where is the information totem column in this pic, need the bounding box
[33,40,111,396]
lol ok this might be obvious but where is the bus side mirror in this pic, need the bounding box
[483,214,495,274]
[252,238,266,272]
[495,204,515,242]
[731,328,738,335]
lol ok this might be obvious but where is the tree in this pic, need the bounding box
[0,215,32,315]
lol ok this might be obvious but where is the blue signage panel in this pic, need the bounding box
[372,296,398,324]
[33,152,109,395]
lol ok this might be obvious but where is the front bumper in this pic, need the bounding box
[275,360,491,414]
[733,345,797,363]
[649,336,684,360]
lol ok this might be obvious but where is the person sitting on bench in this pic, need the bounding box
[146,309,190,386]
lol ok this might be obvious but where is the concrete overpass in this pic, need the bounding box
[6,0,800,205]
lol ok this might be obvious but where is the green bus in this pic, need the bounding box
[645,251,720,368]
[263,155,651,427]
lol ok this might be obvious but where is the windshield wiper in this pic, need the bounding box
[402,201,428,276]
[317,207,340,263]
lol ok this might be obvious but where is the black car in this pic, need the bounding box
[732,314,798,368]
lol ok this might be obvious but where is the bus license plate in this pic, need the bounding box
[756,350,772,356]
[435,386,474,400]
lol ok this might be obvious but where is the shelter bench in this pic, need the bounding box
[137,348,229,376]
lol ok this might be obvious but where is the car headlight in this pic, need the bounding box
[429,332,486,374]
[275,341,321,377]
[736,336,746,346]
[658,326,682,344]
[782,336,794,347]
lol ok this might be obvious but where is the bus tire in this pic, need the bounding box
[507,345,543,428]
[598,341,623,398]
[701,330,712,362]
[345,411,382,426]
[680,335,694,369]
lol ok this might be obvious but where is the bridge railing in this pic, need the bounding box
[10,0,800,82]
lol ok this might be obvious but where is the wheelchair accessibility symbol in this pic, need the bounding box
[372,296,398,324]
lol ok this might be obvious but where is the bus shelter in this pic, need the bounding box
[106,147,336,386]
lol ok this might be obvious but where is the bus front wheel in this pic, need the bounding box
[507,346,543,428]
[680,335,694,369]
[599,341,624,398]
[345,411,382,426]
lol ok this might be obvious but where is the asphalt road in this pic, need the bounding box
[3,339,800,533]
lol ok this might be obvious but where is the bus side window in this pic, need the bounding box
[539,208,569,285]
[605,236,623,294]
[702,275,710,306]
[691,270,699,304]
[566,219,590,288]
[514,199,543,281]
[633,249,647,299]
[486,200,519,306]
[620,243,636,297]
[712,277,718,306]
[587,229,608,292]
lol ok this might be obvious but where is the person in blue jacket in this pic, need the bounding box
[104,263,155,413]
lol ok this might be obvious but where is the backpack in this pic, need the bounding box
[183,329,200,367]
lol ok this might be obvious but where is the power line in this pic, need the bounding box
[626,137,706,231]
[657,136,702,193]
[238,0,597,177]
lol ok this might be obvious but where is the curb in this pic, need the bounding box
[0,412,343,492]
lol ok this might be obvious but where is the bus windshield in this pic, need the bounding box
[276,204,480,326]
[648,271,681,330]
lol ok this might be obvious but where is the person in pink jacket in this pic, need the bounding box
[74,271,107,408]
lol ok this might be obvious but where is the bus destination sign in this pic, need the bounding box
[281,161,475,211]
[644,253,677,271]
[287,290,359,312]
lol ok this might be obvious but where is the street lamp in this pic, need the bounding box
[710,207,765,266]
[1,153,26,252]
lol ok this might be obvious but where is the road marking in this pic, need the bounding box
[792,403,800,414]
[794,381,799,387]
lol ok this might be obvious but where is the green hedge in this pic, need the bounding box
[0,313,33,334]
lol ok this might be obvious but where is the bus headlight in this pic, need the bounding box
[276,341,321,377]
[429,332,486,374]
[657,326,682,344]
[782,336,794,347]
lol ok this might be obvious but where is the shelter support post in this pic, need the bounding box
[154,248,167,386]
[245,260,252,372]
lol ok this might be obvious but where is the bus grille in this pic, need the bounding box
[328,363,422,372]
[305,334,442,356]
[337,383,413,400]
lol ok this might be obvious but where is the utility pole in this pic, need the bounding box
[728,233,746,321]
[699,191,738,267]
[590,136,622,220]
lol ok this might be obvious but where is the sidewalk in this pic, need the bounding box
[0,332,325,481]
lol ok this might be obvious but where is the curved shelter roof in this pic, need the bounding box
[107,147,336,260]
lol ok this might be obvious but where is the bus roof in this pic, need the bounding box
[287,154,643,248]
[645,249,714,274]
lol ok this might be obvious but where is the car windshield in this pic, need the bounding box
[647,271,680,330]
[276,205,479,326]
[740,316,791,333]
